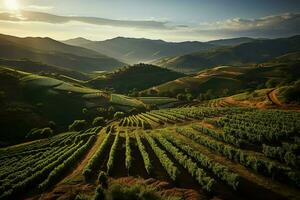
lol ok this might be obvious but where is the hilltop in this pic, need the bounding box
[88,63,184,94]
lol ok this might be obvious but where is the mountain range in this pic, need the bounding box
[63,36,257,64]
[0,34,125,72]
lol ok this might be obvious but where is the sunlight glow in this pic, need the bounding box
[5,0,19,11]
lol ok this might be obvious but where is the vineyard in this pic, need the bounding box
[0,107,299,200]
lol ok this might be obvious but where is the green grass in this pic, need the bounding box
[111,94,145,108]
[137,97,178,105]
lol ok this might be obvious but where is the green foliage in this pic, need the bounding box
[69,120,88,132]
[83,133,112,180]
[135,132,152,174]
[281,80,300,103]
[107,132,120,175]
[114,112,125,119]
[26,127,53,139]
[94,185,106,200]
[93,117,105,126]
[125,131,132,174]
[144,133,179,181]
[108,183,162,200]
[98,171,108,189]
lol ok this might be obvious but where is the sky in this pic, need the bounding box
[0,0,299,42]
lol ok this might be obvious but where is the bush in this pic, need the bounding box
[94,185,106,200]
[114,112,124,119]
[93,117,105,126]
[109,184,161,200]
[69,120,87,131]
[98,171,108,188]
[26,127,53,139]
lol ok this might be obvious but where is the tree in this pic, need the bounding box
[98,171,108,188]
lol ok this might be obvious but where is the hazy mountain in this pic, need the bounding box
[0,34,125,72]
[64,37,217,64]
[154,35,300,73]
[64,37,93,46]
[207,37,257,46]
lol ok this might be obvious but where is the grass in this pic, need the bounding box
[137,97,178,105]
[111,94,145,108]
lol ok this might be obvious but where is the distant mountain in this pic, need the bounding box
[64,37,217,64]
[64,37,93,46]
[207,37,257,46]
[88,63,184,93]
[154,35,300,73]
[0,34,125,72]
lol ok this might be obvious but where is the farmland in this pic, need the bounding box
[1,106,299,200]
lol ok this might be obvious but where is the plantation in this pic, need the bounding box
[1,106,299,200]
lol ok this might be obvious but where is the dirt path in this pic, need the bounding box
[267,89,283,107]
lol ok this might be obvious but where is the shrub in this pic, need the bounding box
[93,117,105,126]
[98,171,108,188]
[114,112,125,119]
[69,120,87,131]
[109,184,161,200]
[94,185,106,200]
[26,127,53,139]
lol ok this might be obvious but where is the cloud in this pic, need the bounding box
[0,10,173,30]
[195,13,300,38]
[25,5,54,11]
[0,11,298,41]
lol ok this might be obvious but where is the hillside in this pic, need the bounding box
[88,63,185,93]
[64,37,217,64]
[0,58,90,81]
[154,35,300,73]
[143,55,300,98]
[0,66,148,146]
[0,34,125,72]
[207,37,257,46]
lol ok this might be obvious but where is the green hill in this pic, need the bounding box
[144,55,300,99]
[88,63,184,93]
[0,34,125,72]
[154,35,300,73]
[0,66,148,146]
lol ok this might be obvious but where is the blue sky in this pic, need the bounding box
[0,0,299,41]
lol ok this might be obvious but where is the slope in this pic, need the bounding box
[0,34,125,72]
[88,63,185,93]
[64,37,217,64]
[154,35,300,73]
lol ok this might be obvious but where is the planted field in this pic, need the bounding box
[80,107,300,200]
[0,129,99,200]
[1,106,299,200]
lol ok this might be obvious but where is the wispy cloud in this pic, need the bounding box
[194,13,300,38]
[0,10,174,30]
[25,5,54,11]
[0,11,298,41]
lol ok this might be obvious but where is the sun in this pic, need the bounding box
[5,0,19,11]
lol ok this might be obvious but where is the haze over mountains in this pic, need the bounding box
[63,36,262,64]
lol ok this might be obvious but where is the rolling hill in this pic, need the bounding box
[64,37,217,64]
[88,63,185,93]
[0,34,125,72]
[143,54,300,98]
[0,66,148,146]
[154,35,300,73]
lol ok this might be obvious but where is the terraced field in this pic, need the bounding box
[1,107,299,200]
